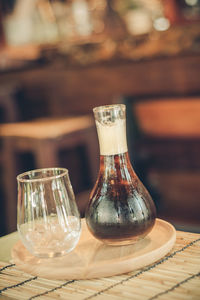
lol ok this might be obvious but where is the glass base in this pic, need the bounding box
[32,248,74,258]
[98,235,145,246]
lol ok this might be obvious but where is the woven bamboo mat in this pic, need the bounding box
[0,231,200,300]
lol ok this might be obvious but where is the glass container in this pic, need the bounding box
[85,104,156,246]
[17,168,81,258]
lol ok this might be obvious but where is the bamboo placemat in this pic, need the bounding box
[0,231,200,300]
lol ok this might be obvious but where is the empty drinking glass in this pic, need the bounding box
[17,168,81,258]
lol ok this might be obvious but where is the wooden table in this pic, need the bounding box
[0,229,199,300]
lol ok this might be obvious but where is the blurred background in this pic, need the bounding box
[0,0,200,236]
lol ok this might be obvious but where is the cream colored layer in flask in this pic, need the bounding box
[95,119,128,155]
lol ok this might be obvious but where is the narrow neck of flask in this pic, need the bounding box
[99,152,135,183]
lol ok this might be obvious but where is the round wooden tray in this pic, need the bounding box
[12,218,176,280]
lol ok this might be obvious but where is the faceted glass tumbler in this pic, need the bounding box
[17,168,81,258]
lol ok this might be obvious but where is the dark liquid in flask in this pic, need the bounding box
[85,152,156,245]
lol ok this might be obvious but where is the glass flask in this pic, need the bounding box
[85,104,156,246]
[17,168,81,258]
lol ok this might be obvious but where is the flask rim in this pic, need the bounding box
[93,104,126,114]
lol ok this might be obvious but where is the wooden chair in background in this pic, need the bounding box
[0,85,99,234]
[125,96,200,231]
[1,116,99,233]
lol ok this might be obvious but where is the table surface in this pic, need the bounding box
[0,230,200,300]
